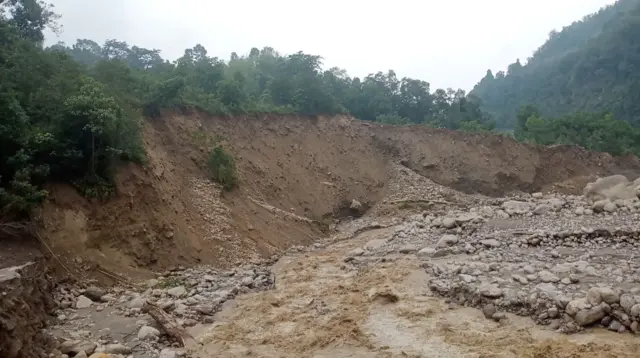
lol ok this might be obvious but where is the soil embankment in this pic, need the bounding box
[34,113,640,280]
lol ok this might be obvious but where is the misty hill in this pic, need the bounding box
[471,0,640,128]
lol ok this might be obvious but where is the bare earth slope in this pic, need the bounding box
[36,113,640,281]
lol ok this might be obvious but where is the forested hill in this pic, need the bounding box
[471,0,640,129]
[0,0,494,218]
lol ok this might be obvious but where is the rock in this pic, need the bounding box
[348,248,365,257]
[75,295,93,309]
[586,287,603,305]
[60,340,97,355]
[159,349,178,358]
[100,343,132,355]
[146,278,160,287]
[502,200,530,215]
[566,298,590,316]
[350,199,363,211]
[620,294,635,311]
[631,321,639,333]
[533,204,552,215]
[477,283,503,298]
[195,304,214,315]
[75,352,88,358]
[100,294,115,302]
[137,325,160,340]
[512,275,528,285]
[436,234,458,248]
[482,304,497,319]
[532,192,543,199]
[89,354,112,358]
[608,320,622,332]
[417,247,436,257]
[481,239,500,248]
[398,245,417,254]
[603,201,617,213]
[599,287,621,304]
[83,286,106,302]
[574,305,606,326]
[630,304,640,317]
[491,312,507,321]
[167,286,187,298]
[538,270,560,283]
[442,218,457,229]
[128,296,146,309]
[592,200,610,213]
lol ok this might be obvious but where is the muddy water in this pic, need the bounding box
[188,227,640,358]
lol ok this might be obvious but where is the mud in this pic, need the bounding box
[0,261,56,358]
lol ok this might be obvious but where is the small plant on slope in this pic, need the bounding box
[207,145,237,191]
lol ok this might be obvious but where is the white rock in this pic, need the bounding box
[75,295,93,309]
[538,270,560,283]
[502,200,530,215]
[442,218,457,229]
[159,348,178,358]
[436,234,458,248]
[137,325,160,340]
[167,286,187,298]
[128,296,145,309]
[481,239,500,248]
[349,248,365,257]
[416,247,436,257]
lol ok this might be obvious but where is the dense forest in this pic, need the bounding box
[2,0,640,219]
[471,0,640,128]
[0,0,494,217]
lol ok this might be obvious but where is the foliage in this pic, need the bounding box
[0,0,144,217]
[514,106,640,156]
[207,145,237,191]
[471,0,640,128]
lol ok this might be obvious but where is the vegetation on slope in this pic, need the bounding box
[471,0,640,128]
[2,0,639,220]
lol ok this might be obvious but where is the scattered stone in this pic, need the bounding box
[75,295,93,309]
[482,304,497,319]
[574,306,606,326]
[538,271,560,283]
[437,234,458,248]
[167,286,187,298]
[137,325,160,340]
[442,218,457,229]
[477,283,503,298]
[83,286,106,302]
[481,239,500,248]
[159,349,178,358]
[60,340,97,355]
[349,248,365,257]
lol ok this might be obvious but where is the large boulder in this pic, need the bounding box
[583,175,640,203]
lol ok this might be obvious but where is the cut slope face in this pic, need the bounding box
[38,113,640,279]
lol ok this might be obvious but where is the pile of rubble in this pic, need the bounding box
[344,174,640,335]
[48,264,275,358]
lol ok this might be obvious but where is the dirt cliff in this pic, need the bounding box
[35,113,640,281]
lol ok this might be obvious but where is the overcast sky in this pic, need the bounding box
[44,0,617,91]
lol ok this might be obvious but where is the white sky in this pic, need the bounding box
[44,0,617,91]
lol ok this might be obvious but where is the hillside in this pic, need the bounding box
[471,0,640,128]
[33,112,640,282]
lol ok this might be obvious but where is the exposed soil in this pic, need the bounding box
[3,113,639,358]
[29,113,640,282]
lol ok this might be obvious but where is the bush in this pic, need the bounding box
[207,145,237,190]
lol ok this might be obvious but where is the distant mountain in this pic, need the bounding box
[471,0,640,128]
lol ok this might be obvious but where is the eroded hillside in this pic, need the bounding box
[37,113,640,282]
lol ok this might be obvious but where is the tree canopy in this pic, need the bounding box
[471,0,640,128]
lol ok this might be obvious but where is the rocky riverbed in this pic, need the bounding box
[44,171,640,357]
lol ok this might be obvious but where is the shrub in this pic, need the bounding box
[207,145,237,190]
